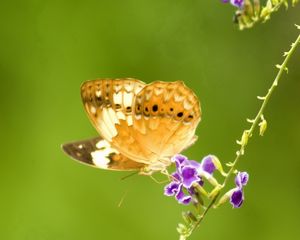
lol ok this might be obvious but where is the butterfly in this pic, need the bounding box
[62,78,201,175]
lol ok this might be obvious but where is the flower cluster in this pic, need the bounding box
[222,0,299,30]
[164,154,217,205]
[164,154,249,209]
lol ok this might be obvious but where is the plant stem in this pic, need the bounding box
[185,30,300,239]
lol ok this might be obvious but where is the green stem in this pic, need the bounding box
[184,29,300,239]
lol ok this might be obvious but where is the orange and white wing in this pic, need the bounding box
[62,137,145,171]
[132,81,201,159]
[81,78,158,164]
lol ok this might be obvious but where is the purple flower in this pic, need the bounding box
[222,0,244,8]
[200,155,216,174]
[230,171,249,208]
[164,154,217,205]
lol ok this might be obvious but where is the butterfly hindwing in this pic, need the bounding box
[62,137,145,171]
[132,81,201,158]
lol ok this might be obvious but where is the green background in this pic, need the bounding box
[1,1,300,240]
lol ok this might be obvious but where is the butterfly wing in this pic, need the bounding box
[65,79,200,173]
[81,78,158,164]
[62,137,145,171]
[132,81,201,159]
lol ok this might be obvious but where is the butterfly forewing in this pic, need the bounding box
[81,78,158,164]
[62,137,145,171]
[81,78,145,142]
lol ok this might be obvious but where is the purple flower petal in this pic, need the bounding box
[235,172,249,188]
[172,154,189,169]
[164,182,180,196]
[230,189,244,208]
[200,155,216,174]
[175,185,192,205]
[230,0,244,8]
[222,0,244,8]
[181,166,201,188]
[172,172,181,182]
[188,160,201,169]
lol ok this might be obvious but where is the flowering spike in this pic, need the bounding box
[296,24,300,29]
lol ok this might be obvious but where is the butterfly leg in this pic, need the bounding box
[160,169,173,181]
[149,174,170,184]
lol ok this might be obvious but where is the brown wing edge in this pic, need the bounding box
[61,136,145,171]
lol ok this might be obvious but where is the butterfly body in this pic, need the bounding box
[62,78,201,174]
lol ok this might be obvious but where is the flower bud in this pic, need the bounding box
[193,183,208,197]
[260,1,273,21]
[211,155,227,176]
[253,0,261,15]
[208,185,222,199]
[237,130,250,147]
[177,223,188,235]
[182,211,197,224]
[259,118,267,136]
[244,0,254,17]
[215,189,236,208]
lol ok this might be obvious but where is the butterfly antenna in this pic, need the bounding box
[120,171,139,181]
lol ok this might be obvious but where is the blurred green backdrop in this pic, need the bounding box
[1,1,300,240]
